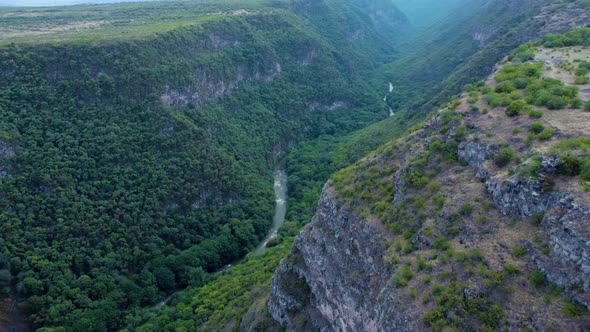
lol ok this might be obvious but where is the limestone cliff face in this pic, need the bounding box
[268,187,414,331]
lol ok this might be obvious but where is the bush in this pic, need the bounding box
[495,81,516,93]
[528,122,545,134]
[562,301,588,318]
[530,212,544,226]
[556,153,582,176]
[537,128,553,140]
[514,77,530,89]
[479,304,505,329]
[433,237,451,251]
[503,263,519,276]
[483,93,497,105]
[494,147,516,167]
[528,109,543,118]
[542,28,590,48]
[575,76,589,84]
[571,98,583,109]
[512,245,527,258]
[529,269,547,288]
[505,100,528,117]
[454,125,466,139]
[547,96,568,110]
[459,203,473,216]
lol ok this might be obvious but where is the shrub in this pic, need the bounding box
[459,203,473,216]
[528,109,544,118]
[399,265,414,281]
[483,93,497,105]
[510,45,535,62]
[512,245,527,258]
[503,263,519,276]
[433,237,451,251]
[454,125,466,139]
[556,153,582,176]
[575,76,590,84]
[529,122,545,134]
[494,147,516,167]
[514,77,530,89]
[416,255,427,271]
[586,102,590,112]
[479,304,505,329]
[547,96,568,110]
[571,98,583,109]
[562,301,588,318]
[495,81,516,93]
[404,171,429,188]
[505,100,528,117]
[529,269,547,288]
[392,275,408,288]
[530,212,544,226]
[537,128,553,140]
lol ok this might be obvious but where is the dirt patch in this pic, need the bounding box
[542,108,590,137]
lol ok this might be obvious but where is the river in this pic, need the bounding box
[254,169,288,254]
[153,167,287,309]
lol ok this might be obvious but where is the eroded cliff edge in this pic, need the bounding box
[267,36,590,331]
[268,186,415,331]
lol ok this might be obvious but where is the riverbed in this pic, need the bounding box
[255,169,287,254]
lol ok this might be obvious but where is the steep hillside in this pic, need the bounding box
[269,29,590,331]
[0,0,410,330]
[384,0,590,117]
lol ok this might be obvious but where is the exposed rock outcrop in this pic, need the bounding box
[460,141,589,308]
[537,198,590,309]
[268,187,414,331]
[161,61,281,108]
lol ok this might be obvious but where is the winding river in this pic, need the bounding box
[153,167,287,309]
[254,169,288,254]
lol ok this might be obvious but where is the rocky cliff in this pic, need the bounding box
[268,34,590,330]
[268,186,415,331]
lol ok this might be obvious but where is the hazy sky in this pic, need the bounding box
[1,0,149,6]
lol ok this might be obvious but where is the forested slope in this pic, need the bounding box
[0,0,410,329]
